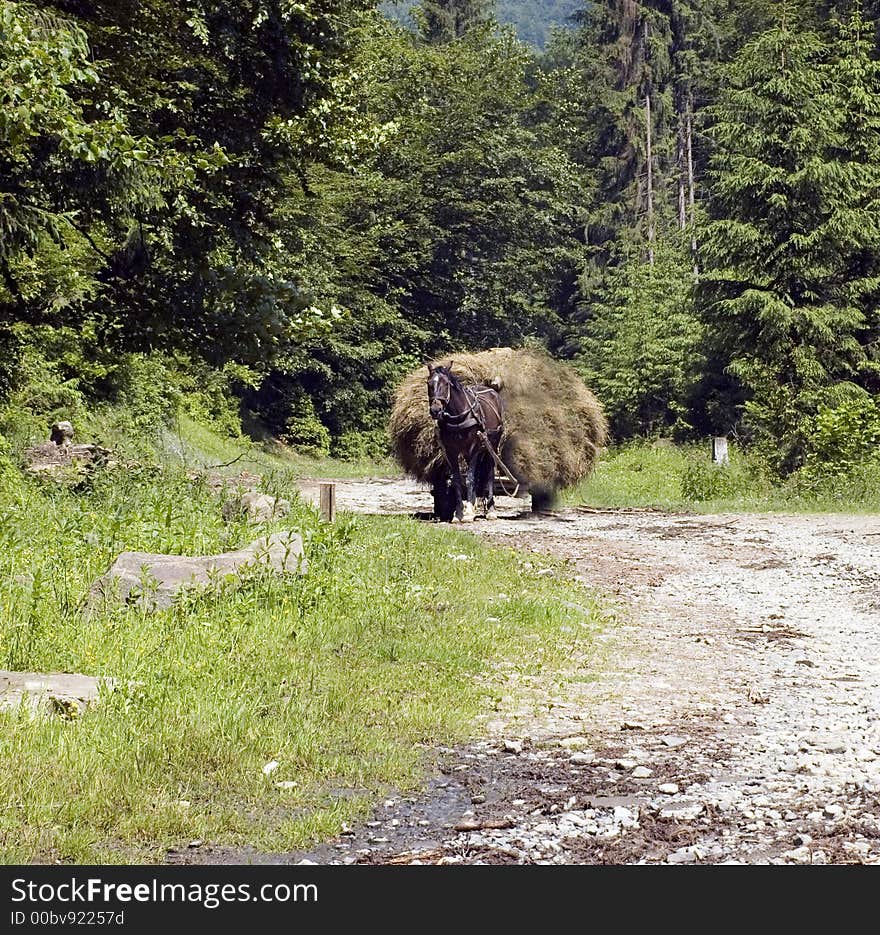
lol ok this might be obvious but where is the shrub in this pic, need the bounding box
[799,397,880,481]
[283,392,331,456]
[678,451,763,501]
[331,430,389,462]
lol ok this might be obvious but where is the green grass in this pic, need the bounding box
[0,454,604,863]
[163,413,397,481]
[567,440,880,513]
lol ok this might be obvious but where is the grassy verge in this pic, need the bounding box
[164,413,397,481]
[567,441,880,513]
[0,455,604,864]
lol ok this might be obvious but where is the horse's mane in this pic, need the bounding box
[438,365,493,397]
[436,365,467,395]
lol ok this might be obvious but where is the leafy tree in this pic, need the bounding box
[250,12,590,445]
[3,1,373,371]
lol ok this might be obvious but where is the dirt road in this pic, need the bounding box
[284,480,880,863]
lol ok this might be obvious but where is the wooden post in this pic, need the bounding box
[319,482,336,523]
[712,437,729,466]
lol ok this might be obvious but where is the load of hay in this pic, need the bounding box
[388,348,607,503]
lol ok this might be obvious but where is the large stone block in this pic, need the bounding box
[0,670,111,718]
[89,532,307,611]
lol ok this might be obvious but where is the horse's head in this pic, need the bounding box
[427,362,453,421]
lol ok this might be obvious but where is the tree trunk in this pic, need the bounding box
[645,90,655,265]
[686,91,698,275]
[644,19,655,265]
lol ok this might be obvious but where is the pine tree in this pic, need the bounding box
[697,7,874,472]
[824,4,880,394]
[419,0,495,43]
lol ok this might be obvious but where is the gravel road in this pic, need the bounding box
[213,479,880,865]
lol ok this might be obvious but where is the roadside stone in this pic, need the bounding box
[88,531,307,611]
[570,752,595,766]
[660,735,688,748]
[823,803,844,819]
[632,766,653,778]
[223,491,291,524]
[660,803,704,821]
[0,670,111,717]
[666,847,698,864]
[658,783,680,795]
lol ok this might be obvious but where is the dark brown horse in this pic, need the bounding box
[426,363,504,523]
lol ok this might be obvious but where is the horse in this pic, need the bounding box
[426,362,504,523]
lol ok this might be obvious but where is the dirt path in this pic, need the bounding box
[238,480,880,864]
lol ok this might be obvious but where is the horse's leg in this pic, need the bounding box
[462,455,477,523]
[485,457,498,520]
[449,462,466,523]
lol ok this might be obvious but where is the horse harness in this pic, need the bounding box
[432,378,519,497]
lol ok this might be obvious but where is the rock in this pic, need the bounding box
[89,532,307,611]
[570,752,595,766]
[24,440,113,477]
[50,421,74,446]
[0,670,111,717]
[823,803,844,819]
[503,739,524,755]
[660,735,688,748]
[666,847,698,864]
[658,783,680,795]
[632,766,654,779]
[613,806,639,827]
[223,492,291,524]
[660,803,704,821]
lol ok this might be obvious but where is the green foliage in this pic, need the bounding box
[259,11,589,447]
[570,438,880,512]
[331,430,390,462]
[281,391,332,456]
[698,6,880,472]
[578,240,703,438]
[2,0,374,366]
[0,458,599,862]
[678,456,757,501]
[0,324,257,456]
[800,396,880,480]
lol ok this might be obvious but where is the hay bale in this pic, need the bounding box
[388,348,607,496]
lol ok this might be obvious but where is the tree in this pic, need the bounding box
[577,239,704,438]
[697,6,879,471]
[2,0,373,369]
[418,0,495,42]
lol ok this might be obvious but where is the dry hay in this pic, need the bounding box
[388,348,607,495]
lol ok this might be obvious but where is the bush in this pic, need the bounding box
[678,451,763,501]
[283,392,331,456]
[331,430,389,462]
[799,397,880,481]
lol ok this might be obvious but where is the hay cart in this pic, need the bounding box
[389,348,607,520]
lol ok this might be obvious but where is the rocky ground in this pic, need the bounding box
[191,479,880,865]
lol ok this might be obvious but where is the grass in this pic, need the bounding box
[0,449,605,864]
[164,413,397,481]
[567,440,880,513]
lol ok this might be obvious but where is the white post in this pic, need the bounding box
[712,437,729,466]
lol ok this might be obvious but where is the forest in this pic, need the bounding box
[2,0,880,484]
